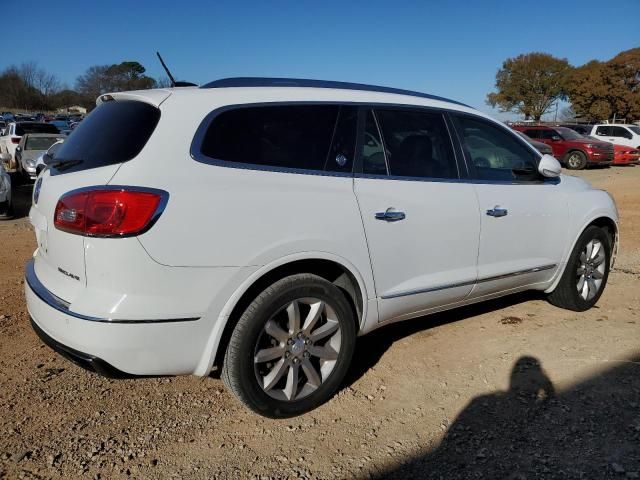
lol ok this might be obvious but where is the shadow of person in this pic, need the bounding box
[380,356,557,479]
[376,354,640,479]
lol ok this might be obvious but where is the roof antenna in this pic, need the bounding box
[156,52,198,87]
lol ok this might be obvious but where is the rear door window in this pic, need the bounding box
[51,100,160,175]
[537,129,558,140]
[372,108,458,179]
[199,104,356,173]
[612,126,632,139]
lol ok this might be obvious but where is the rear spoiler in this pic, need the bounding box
[96,89,174,108]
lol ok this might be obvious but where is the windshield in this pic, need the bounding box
[629,126,640,135]
[26,136,62,150]
[555,127,583,140]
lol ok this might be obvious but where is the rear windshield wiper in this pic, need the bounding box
[50,159,84,171]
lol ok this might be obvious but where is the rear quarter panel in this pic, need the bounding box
[107,90,377,300]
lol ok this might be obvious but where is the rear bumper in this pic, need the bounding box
[29,317,131,378]
[25,258,210,376]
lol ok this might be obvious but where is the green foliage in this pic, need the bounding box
[75,61,157,108]
[487,53,571,121]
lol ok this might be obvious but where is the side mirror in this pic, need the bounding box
[538,154,561,178]
[15,146,21,152]
[43,153,53,165]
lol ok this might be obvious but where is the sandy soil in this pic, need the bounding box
[0,168,639,479]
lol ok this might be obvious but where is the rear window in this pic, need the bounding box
[15,123,59,136]
[26,136,61,150]
[52,100,160,175]
[198,104,357,173]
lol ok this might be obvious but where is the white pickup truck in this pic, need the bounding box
[588,124,640,149]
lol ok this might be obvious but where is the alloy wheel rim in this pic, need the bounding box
[253,297,342,402]
[568,153,581,168]
[576,239,606,301]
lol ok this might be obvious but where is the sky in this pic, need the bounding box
[5,0,639,120]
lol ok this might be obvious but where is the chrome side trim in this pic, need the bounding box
[380,264,557,300]
[25,259,200,324]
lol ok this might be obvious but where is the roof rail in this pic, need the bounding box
[200,77,469,107]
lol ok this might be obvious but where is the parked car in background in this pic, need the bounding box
[0,161,12,219]
[35,139,64,176]
[513,125,613,169]
[49,120,70,133]
[25,78,618,417]
[611,144,640,165]
[15,134,64,180]
[588,124,640,149]
[0,122,60,170]
[515,130,553,156]
[2,112,15,122]
[561,124,594,136]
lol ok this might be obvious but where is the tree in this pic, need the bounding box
[75,61,156,107]
[558,105,577,122]
[568,48,640,122]
[487,53,571,121]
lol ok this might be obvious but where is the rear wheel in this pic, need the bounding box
[221,274,356,418]
[547,225,611,311]
[565,151,587,170]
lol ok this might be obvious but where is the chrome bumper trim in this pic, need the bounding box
[25,259,200,324]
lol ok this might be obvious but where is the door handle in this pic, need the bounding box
[375,208,406,222]
[486,206,508,217]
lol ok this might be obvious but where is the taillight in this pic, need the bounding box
[54,187,168,237]
[11,137,21,144]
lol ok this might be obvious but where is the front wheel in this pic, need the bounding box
[565,151,587,170]
[547,225,611,311]
[221,273,356,418]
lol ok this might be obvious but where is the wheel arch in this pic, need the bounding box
[194,253,370,376]
[545,214,618,294]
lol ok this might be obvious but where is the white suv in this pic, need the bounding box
[589,123,640,149]
[25,79,618,417]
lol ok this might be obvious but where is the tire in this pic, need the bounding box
[565,150,588,170]
[222,273,356,418]
[547,225,611,311]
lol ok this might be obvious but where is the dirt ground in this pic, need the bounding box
[0,167,639,480]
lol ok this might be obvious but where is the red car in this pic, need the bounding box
[513,125,613,170]
[612,144,640,165]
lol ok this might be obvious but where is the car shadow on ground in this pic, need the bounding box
[344,291,545,388]
[368,354,640,479]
